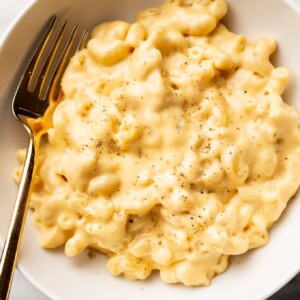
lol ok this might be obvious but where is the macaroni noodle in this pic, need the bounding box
[14,0,300,286]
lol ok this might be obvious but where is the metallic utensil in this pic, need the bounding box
[0,16,88,300]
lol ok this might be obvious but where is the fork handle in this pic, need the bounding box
[0,136,36,300]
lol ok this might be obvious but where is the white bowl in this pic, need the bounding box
[1,0,300,299]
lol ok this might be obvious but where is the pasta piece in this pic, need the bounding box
[14,0,300,287]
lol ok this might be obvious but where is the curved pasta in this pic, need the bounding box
[14,0,300,287]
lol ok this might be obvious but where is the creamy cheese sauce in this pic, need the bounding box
[15,0,300,286]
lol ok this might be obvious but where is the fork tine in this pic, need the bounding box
[41,25,78,102]
[50,29,89,101]
[77,30,89,51]
[21,16,57,90]
[34,21,68,98]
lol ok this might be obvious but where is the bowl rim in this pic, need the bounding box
[0,0,37,48]
[1,1,300,300]
[0,1,54,298]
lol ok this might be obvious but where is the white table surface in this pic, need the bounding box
[1,1,300,300]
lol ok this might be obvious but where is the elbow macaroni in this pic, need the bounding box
[14,0,300,286]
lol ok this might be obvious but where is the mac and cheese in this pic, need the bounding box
[14,0,300,286]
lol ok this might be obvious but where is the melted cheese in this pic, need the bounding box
[15,0,300,286]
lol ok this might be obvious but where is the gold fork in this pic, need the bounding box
[0,17,88,299]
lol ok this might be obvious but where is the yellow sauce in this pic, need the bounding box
[15,0,300,286]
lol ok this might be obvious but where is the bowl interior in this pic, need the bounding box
[1,0,300,299]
